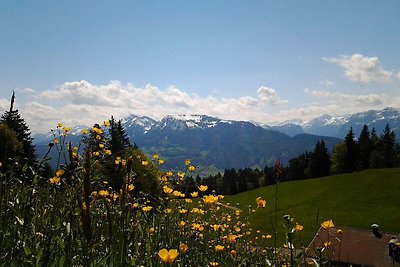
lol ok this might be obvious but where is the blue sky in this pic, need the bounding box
[1,1,399,133]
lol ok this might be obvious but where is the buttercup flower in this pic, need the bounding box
[321,219,334,230]
[214,245,224,252]
[158,248,178,264]
[256,197,266,208]
[295,223,304,232]
[198,185,208,192]
[142,206,153,212]
[49,177,60,184]
[179,243,188,253]
[203,195,219,205]
[163,186,173,194]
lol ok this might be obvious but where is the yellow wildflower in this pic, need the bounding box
[142,206,153,212]
[210,262,219,266]
[93,151,100,157]
[128,184,134,191]
[173,190,183,197]
[55,169,65,177]
[179,209,188,214]
[103,120,110,127]
[158,159,165,165]
[163,186,173,194]
[295,223,304,232]
[53,138,59,144]
[321,219,334,230]
[256,197,266,208]
[57,123,62,128]
[158,249,178,264]
[49,177,60,184]
[141,160,149,166]
[153,153,159,159]
[190,191,199,197]
[184,159,191,166]
[131,203,139,209]
[228,234,238,242]
[81,129,88,134]
[188,165,196,171]
[99,143,105,148]
[99,190,109,198]
[179,243,188,253]
[203,195,219,205]
[214,245,224,252]
[105,149,112,155]
[164,208,172,214]
[198,185,208,192]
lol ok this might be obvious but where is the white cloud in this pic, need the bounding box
[397,71,400,80]
[16,88,37,94]
[19,80,288,133]
[257,86,288,104]
[0,98,9,112]
[323,54,392,83]
[304,88,390,107]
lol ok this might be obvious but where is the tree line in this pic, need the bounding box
[178,124,400,195]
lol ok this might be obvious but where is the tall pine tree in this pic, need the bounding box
[108,116,132,154]
[380,124,397,168]
[0,91,36,166]
[344,127,358,173]
[357,124,372,170]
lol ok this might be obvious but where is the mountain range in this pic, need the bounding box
[34,107,399,173]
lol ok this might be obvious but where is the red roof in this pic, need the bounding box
[307,226,400,267]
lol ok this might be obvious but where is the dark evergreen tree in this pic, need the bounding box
[0,122,23,165]
[222,168,238,195]
[0,91,37,166]
[380,124,397,168]
[357,124,372,170]
[237,168,249,193]
[309,140,331,178]
[343,127,358,173]
[108,116,132,154]
[287,151,311,180]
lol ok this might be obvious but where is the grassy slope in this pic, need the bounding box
[224,168,400,245]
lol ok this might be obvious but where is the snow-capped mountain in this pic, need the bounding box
[33,107,398,173]
[302,107,400,138]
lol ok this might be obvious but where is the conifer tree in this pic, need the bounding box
[380,124,397,168]
[108,116,131,154]
[343,127,358,172]
[357,124,372,170]
[0,91,37,165]
[309,140,331,178]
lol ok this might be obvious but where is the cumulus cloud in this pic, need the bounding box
[323,54,392,83]
[257,86,288,104]
[18,80,289,133]
[304,88,390,107]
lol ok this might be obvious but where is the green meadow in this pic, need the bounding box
[226,168,400,245]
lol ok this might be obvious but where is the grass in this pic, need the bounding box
[225,168,400,245]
